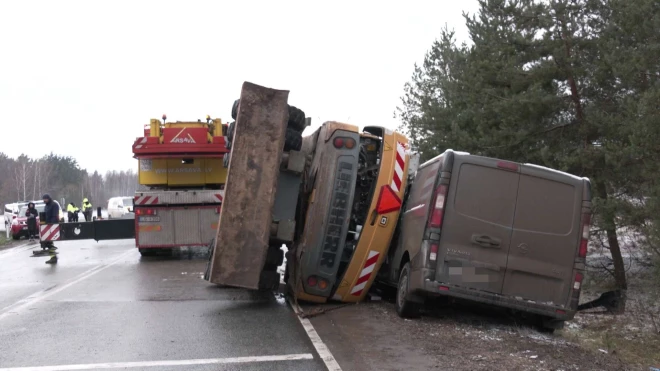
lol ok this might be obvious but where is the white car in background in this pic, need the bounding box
[107,196,135,219]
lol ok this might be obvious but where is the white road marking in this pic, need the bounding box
[288,298,343,371]
[0,249,134,321]
[0,354,314,371]
[0,242,33,257]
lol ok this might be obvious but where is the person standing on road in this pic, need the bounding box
[71,203,79,222]
[26,202,39,242]
[82,198,93,222]
[67,202,76,222]
[42,194,60,264]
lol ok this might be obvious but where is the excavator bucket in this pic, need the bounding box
[206,82,289,289]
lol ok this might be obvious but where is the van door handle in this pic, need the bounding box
[472,235,501,248]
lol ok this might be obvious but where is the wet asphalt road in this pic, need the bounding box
[0,239,326,371]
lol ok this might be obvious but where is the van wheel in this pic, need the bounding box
[396,262,421,318]
[538,316,565,333]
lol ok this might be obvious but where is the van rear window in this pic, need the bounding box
[513,175,576,235]
[454,164,519,227]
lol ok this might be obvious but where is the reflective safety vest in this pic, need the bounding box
[67,204,76,213]
[82,201,93,211]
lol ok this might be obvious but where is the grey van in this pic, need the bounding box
[379,150,591,330]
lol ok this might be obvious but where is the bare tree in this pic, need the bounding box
[13,155,31,201]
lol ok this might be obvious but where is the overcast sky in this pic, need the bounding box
[0,0,479,174]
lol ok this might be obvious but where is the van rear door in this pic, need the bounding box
[501,165,583,305]
[435,156,519,294]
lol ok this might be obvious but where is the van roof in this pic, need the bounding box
[522,163,588,181]
[421,149,588,182]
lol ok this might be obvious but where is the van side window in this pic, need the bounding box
[454,163,518,227]
[513,175,576,234]
[4,206,11,213]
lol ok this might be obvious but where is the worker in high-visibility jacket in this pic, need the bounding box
[82,198,93,222]
[67,203,77,222]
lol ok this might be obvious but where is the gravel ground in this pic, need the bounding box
[308,297,633,371]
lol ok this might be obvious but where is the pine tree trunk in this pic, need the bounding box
[594,179,627,314]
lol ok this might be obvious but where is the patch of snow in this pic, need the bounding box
[567,321,581,330]
[480,334,503,341]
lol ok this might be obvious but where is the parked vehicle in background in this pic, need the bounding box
[379,149,592,331]
[11,204,46,240]
[4,201,30,228]
[107,197,135,219]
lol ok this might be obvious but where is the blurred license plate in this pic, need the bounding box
[139,216,160,222]
[22,226,28,230]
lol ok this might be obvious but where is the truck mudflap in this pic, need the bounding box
[206,82,290,290]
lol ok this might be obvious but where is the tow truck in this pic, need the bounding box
[36,115,230,254]
[204,82,417,303]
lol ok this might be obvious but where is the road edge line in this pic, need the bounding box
[0,354,315,371]
[287,297,343,371]
[0,249,134,321]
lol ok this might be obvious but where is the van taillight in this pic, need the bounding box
[429,243,439,261]
[578,213,591,258]
[429,185,448,228]
[573,272,584,291]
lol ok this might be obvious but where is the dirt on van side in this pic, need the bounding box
[308,298,635,371]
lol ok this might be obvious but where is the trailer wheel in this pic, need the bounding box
[258,271,280,291]
[231,99,240,120]
[284,128,303,151]
[266,246,284,266]
[223,153,231,168]
[283,264,290,284]
[203,238,215,281]
[287,105,306,132]
[226,121,235,148]
[396,262,421,318]
[139,248,172,257]
[139,248,155,257]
